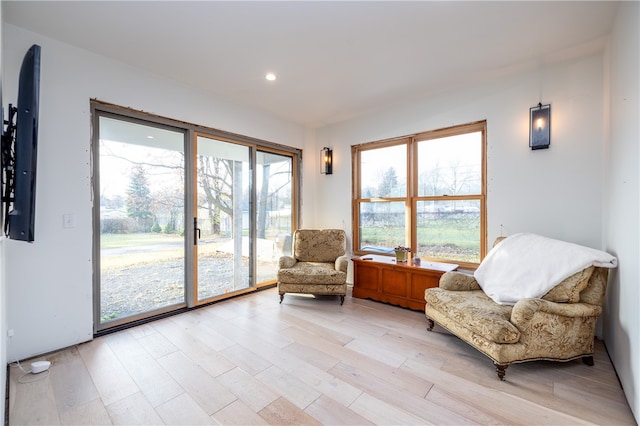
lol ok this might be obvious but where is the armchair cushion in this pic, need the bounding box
[277,261,346,285]
[425,289,519,344]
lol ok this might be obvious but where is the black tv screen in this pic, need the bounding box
[7,44,41,242]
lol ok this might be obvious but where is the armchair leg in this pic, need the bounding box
[340,295,345,305]
[279,293,284,304]
[582,356,594,366]
[426,318,435,331]
[495,363,508,381]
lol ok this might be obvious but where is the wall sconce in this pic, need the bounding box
[320,147,333,175]
[529,102,551,150]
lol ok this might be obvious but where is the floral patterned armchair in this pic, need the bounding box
[424,234,616,380]
[277,229,348,305]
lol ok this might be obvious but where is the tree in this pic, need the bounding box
[257,163,270,239]
[126,165,154,231]
[151,221,162,233]
[378,167,398,197]
[199,156,234,235]
[152,186,183,235]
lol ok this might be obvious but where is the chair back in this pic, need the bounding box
[293,229,346,262]
[491,236,609,306]
[580,267,609,306]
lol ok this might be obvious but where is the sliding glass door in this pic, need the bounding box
[93,104,299,331]
[195,135,251,302]
[96,115,187,328]
[255,150,294,285]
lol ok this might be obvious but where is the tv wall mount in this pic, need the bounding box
[2,104,18,236]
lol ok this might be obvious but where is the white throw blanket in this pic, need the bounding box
[474,233,618,305]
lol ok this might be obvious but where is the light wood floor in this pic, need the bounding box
[8,287,637,425]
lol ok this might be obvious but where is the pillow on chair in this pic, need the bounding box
[542,266,594,303]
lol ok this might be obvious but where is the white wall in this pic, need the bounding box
[604,1,639,420]
[314,17,637,421]
[315,53,606,250]
[2,24,306,361]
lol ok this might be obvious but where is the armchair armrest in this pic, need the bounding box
[511,298,602,328]
[439,271,481,291]
[279,256,297,269]
[335,255,348,273]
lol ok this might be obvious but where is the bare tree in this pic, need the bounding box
[198,156,233,235]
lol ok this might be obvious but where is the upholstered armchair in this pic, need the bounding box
[277,229,348,305]
[424,233,617,380]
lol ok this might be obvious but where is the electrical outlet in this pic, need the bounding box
[7,329,14,338]
[63,213,75,229]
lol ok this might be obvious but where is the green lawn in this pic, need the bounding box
[360,218,480,262]
[100,232,184,249]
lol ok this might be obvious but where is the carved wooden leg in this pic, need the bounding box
[340,295,345,305]
[495,363,508,381]
[427,318,435,331]
[279,293,284,304]
[582,356,594,366]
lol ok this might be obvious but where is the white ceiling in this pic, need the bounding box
[3,1,620,128]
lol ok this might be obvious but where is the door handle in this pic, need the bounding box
[193,217,201,245]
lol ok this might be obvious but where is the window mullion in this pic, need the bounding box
[408,138,417,256]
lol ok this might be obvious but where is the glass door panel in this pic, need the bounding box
[195,135,251,301]
[98,116,186,328]
[256,151,293,285]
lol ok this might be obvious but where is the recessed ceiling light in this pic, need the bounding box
[265,73,277,81]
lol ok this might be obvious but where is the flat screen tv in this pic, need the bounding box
[1,44,41,242]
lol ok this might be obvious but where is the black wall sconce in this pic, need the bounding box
[321,147,333,175]
[529,102,551,150]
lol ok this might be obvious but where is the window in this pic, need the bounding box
[352,121,486,268]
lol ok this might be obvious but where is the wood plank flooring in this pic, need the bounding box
[7,287,637,425]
